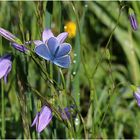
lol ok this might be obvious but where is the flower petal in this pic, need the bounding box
[33,40,43,46]
[4,64,12,84]
[53,55,71,68]
[60,107,71,120]
[129,8,138,31]
[55,43,71,58]
[134,93,140,107]
[11,42,28,52]
[36,106,52,133]
[47,37,59,57]
[31,113,39,127]
[56,32,68,44]
[0,59,12,80]
[34,44,52,61]
[0,54,11,62]
[0,27,16,42]
[134,87,140,107]
[42,28,54,43]
[129,15,138,30]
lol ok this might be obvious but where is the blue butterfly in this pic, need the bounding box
[34,37,71,68]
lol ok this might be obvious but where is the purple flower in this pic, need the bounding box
[0,54,12,84]
[60,107,71,120]
[11,42,28,52]
[34,28,71,68]
[31,105,52,133]
[0,27,22,44]
[129,8,138,31]
[0,27,28,53]
[59,105,77,120]
[134,87,140,107]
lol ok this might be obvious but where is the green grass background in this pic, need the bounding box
[0,1,140,139]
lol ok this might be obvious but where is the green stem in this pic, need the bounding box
[71,2,81,108]
[1,80,5,139]
[68,94,88,139]
[49,62,54,105]
[91,6,122,78]
[17,80,31,139]
[18,2,25,42]
[31,53,62,90]
[59,68,66,92]
[50,62,53,80]
[30,86,62,121]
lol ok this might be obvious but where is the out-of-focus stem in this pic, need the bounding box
[17,75,31,139]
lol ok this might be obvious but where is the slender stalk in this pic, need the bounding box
[17,77,31,139]
[91,6,122,78]
[70,2,88,138]
[49,62,56,106]
[29,85,62,121]
[30,53,61,90]
[59,68,66,92]
[18,2,25,42]
[50,62,53,80]
[70,2,81,107]
[1,80,5,139]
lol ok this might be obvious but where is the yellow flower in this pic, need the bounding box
[64,21,76,38]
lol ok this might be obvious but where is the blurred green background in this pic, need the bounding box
[0,1,140,139]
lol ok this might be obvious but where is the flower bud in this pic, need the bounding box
[129,8,138,31]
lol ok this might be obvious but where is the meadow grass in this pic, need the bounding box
[0,1,140,139]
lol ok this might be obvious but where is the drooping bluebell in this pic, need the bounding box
[129,8,138,31]
[0,27,28,52]
[31,105,52,133]
[0,27,22,43]
[0,54,12,83]
[134,87,140,107]
[11,42,28,52]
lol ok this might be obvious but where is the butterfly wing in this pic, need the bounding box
[34,44,52,61]
[53,55,71,68]
[55,43,71,58]
[47,37,59,56]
